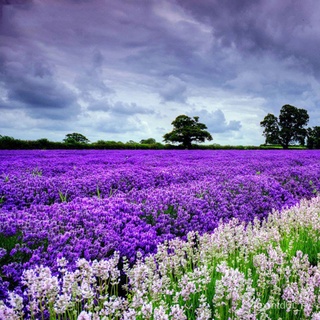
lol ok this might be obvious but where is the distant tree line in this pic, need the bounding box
[0,135,260,150]
[1,107,319,150]
[0,134,311,150]
[0,133,262,150]
[0,134,165,150]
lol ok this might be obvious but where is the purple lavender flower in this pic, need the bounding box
[1,149,320,301]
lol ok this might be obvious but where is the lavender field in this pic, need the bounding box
[1,150,320,319]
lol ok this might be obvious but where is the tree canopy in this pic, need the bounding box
[63,133,90,144]
[307,126,320,149]
[140,138,157,144]
[260,105,309,149]
[163,115,213,149]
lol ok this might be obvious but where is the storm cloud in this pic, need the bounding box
[196,109,242,133]
[0,0,319,144]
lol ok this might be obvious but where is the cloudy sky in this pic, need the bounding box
[1,0,320,145]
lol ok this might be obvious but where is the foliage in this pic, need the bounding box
[163,115,213,149]
[63,132,90,144]
[0,135,20,149]
[260,105,309,149]
[0,134,314,151]
[0,135,310,150]
[259,144,307,150]
[140,138,157,144]
[307,126,320,149]
[0,136,61,150]
[260,113,280,145]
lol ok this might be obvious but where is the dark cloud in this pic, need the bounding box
[92,49,104,70]
[0,0,32,4]
[1,0,320,143]
[159,75,187,103]
[85,112,146,135]
[74,49,114,102]
[0,0,33,36]
[112,102,154,115]
[88,101,154,116]
[176,0,320,73]
[75,76,113,102]
[0,53,80,120]
[195,109,242,133]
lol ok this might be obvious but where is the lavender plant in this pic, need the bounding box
[1,196,320,319]
[1,150,320,318]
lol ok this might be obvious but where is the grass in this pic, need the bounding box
[58,190,69,202]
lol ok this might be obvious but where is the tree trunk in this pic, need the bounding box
[183,137,192,149]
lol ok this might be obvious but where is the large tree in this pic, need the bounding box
[63,133,90,144]
[307,126,320,149]
[260,113,280,145]
[163,115,213,149]
[260,105,309,149]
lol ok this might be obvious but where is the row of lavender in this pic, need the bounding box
[1,150,320,299]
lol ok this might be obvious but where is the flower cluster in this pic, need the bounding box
[1,149,320,316]
[1,196,320,319]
